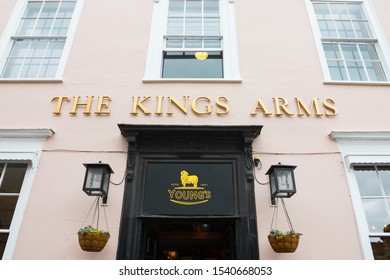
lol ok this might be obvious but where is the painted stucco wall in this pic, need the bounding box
[1,0,389,259]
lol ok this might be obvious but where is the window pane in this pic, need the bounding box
[364,61,386,81]
[24,2,42,17]
[162,51,223,78]
[360,44,386,81]
[29,40,48,57]
[318,20,337,37]
[354,21,372,39]
[186,0,202,17]
[347,3,366,20]
[378,167,390,196]
[341,44,360,60]
[371,237,390,260]
[0,163,28,193]
[185,18,202,35]
[323,43,341,59]
[327,60,347,80]
[313,3,332,20]
[46,40,65,57]
[34,18,54,35]
[166,38,183,48]
[16,19,35,35]
[336,21,355,38]
[1,58,23,78]
[204,38,221,48]
[354,167,382,196]
[361,199,390,233]
[52,18,71,35]
[329,3,349,20]
[38,58,59,78]
[0,196,19,230]
[184,37,202,48]
[40,2,59,18]
[167,18,183,35]
[0,233,9,259]
[10,40,30,57]
[346,60,367,81]
[20,58,41,78]
[204,18,220,35]
[169,0,184,16]
[204,0,219,16]
[359,44,379,60]
[57,1,76,17]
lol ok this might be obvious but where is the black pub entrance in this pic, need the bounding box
[117,125,262,260]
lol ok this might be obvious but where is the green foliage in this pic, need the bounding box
[78,225,110,236]
[269,229,302,236]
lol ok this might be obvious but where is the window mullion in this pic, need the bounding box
[375,166,390,219]
[338,42,351,80]
[356,43,371,81]
[0,193,20,197]
[345,3,360,40]
[0,163,6,188]
[37,39,50,78]
[16,40,30,79]
[48,1,61,36]
[183,0,187,37]
[30,2,45,36]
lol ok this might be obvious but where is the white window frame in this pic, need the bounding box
[0,129,53,259]
[330,131,390,259]
[144,0,241,82]
[305,0,390,85]
[0,0,84,82]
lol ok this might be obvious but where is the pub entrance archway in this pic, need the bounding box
[116,125,262,260]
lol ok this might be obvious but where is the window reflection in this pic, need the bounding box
[162,51,223,78]
[371,224,390,260]
[354,166,390,259]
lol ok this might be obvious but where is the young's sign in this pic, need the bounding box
[143,162,234,215]
[168,170,212,206]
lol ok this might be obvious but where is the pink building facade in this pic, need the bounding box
[0,0,390,260]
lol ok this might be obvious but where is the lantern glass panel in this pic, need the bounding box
[276,169,294,192]
[270,172,277,197]
[102,171,111,194]
[85,167,104,194]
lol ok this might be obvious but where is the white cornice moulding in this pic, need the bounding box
[330,131,390,142]
[0,129,54,139]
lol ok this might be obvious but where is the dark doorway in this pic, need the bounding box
[116,125,262,260]
[143,221,234,260]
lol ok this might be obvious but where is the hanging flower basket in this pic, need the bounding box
[268,198,302,253]
[78,226,110,252]
[78,197,110,252]
[268,230,301,253]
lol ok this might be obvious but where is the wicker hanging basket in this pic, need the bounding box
[268,198,302,253]
[268,234,300,253]
[78,231,110,252]
[78,197,110,252]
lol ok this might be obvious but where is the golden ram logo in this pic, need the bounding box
[168,170,211,205]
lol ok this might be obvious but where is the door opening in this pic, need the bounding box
[117,125,262,259]
[143,222,234,260]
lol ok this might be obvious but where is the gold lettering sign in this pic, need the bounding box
[51,95,338,117]
[168,170,212,205]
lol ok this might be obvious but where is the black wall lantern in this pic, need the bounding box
[82,162,114,204]
[265,163,297,205]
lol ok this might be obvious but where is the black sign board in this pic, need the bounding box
[143,162,235,215]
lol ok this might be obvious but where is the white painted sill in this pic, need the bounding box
[143,78,242,83]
